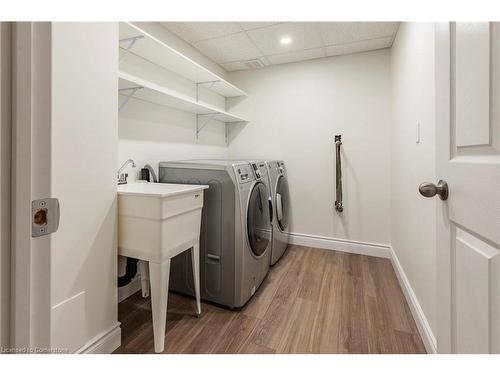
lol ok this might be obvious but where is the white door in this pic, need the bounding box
[433,22,500,353]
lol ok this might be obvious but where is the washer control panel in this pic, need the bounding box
[236,164,253,184]
[251,163,262,180]
[251,162,269,181]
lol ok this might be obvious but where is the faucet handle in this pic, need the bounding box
[117,173,129,185]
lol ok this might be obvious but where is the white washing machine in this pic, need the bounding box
[267,160,291,265]
[159,160,272,308]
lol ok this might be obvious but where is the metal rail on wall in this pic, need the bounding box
[334,135,343,212]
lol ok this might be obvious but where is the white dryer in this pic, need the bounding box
[267,160,291,265]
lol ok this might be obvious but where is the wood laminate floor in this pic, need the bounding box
[114,245,426,354]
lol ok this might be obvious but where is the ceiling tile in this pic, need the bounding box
[161,22,242,43]
[267,47,325,65]
[238,22,280,31]
[160,22,400,70]
[319,22,399,46]
[246,22,323,55]
[325,37,393,57]
[193,32,263,63]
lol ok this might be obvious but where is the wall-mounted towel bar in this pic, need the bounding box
[334,135,343,212]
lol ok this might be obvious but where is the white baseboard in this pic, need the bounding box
[118,276,141,303]
[77,323,121,354]
[389,246,437,354]
[288,232,391,258]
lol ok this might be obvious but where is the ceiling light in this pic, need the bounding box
[280,36,292,45]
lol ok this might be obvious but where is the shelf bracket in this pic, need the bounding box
[195,80,220,102]
[119,35,145,62]
[196,113,217,139]
[118,86,143,113]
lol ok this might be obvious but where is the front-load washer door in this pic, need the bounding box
[275,175,290,232]
[247,182,271,257]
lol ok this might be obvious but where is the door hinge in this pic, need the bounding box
[32,198,60,237]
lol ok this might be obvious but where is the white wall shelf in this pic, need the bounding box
[119,71,247,124]
[119,22,247,98]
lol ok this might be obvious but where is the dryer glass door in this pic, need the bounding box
[247,182,271,257]
[276,175,290,231]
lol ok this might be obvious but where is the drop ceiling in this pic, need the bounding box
[160,22,400,71]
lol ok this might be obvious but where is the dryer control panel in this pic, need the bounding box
[236,164,253,184]
[251,162,266,180]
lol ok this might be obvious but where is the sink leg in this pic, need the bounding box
[149,259,170,353]
[191,243,201,316]
[139,260,150,298]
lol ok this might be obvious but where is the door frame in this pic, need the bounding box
[0,22,12,350]
[10,22,52,351]
[435,21,453,355]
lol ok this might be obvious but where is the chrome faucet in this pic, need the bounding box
[117,159,136,185]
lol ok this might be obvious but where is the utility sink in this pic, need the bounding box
[117,182,208,353]
[117,182,208,263]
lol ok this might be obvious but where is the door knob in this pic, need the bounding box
[419,180,449,201]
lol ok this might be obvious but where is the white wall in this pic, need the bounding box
[390,23,437,338]
[227,50,392,246]
[50,23,119,352]
[118,99,228,181]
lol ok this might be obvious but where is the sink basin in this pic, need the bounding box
[117,182,209,263]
